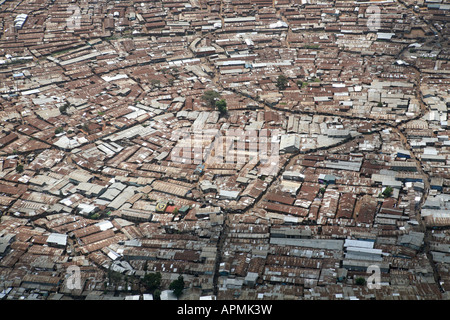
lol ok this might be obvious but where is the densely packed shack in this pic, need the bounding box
[0,0,449,300]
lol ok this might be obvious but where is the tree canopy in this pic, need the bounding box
[355,277,366,286]
[143,272,161,291]
[201,90,221,108]
[215,99,227,115]
[169,275,185,298]
[276,75,288,90]
[382,186,393,198]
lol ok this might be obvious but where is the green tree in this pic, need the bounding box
[15,163,24,173]
[382,186,393,198]
[169,275,185,298]
[55,127,64,134]
[107,267,122,288]
[215,99,227,115]
[153,289,161,300]
[59,102,70,115]
[355,277,366,286]
[201,90,221,108]
[143,272,162,291]
[276,75,288,91]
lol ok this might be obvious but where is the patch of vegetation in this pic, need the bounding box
[169,275,185,298]
[355,277,366,286]
[154,289,161,300]
[15,163,24,173]
[142,272,162,292]
[276,75,288,91]
[90,212,100,220]
[59,102,70,115]
[382,186,393,198]
[51,48,74,57]
[303,44,320,49]
[150,79,161,88]
[297,80,309,88]
[201,90,221,108]
[216,99,228,115]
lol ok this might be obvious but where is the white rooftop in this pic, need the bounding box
[47,233,68,246]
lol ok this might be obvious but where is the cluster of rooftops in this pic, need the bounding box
[0,0,449,300]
